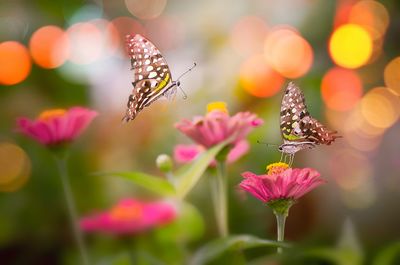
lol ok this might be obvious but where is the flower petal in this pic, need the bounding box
[174,144,203,163]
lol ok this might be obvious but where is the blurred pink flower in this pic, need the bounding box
[240,165,325,203]
[174,140,250,165]
[80,198,177,235]
[17,107,97,146]
[175,104,263,148]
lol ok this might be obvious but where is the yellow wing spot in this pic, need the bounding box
[155,72,170,92]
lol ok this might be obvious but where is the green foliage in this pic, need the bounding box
[108,171,176,196]
[155,202,205,243]
[373,242,400,265]
[190,235,288,265]
[174,141,230,199]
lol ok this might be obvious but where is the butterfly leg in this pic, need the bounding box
[279,152,284,162]
[289,154,295,167]
[283,153,289,164]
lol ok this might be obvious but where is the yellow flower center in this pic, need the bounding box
[109,203,143,221]
[38,109,66,121]
[206,101,229,114]
[266,162,289,175]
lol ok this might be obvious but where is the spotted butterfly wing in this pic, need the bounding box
[279,82,340,154]
[123,34,175,122]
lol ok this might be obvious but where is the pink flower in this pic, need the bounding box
[17,107,97,146]
[240,165,325,203]
[174,140,250,165]
[175,102,263,148]
[80,198,177,235]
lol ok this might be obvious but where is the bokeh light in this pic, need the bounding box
[0,142,31,192]
[329,24,372,69]
[330,149,371,191]
[341,178,376,209]
[328,104,385,153]
[66,22,103,64]
[239,55,284,98]
[125,0,167,20]
[264,27,313,78]
[321,67,363,111]
[345,126,383,152]
[349,0,389,40]
[360,87,400,129]
[144,16,185,51]
[90,19,120,57]
[109,17,145,53]
[0,41,31,85]
[384,57,400,96]
[231,16,269,57]
[29,25,70,69]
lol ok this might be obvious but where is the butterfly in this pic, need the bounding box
[123,34,196,122]
[278,82,341,164]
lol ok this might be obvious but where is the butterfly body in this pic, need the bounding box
[279,82,340,158]
[278,141,315,154]
[123,34,177,122]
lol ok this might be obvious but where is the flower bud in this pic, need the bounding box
[156,154,173,173]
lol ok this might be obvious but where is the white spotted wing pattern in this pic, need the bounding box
[279,82,340,156]
[123,34,176,122]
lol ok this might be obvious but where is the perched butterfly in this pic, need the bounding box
[278,82,340,164]
[123,34,196,122]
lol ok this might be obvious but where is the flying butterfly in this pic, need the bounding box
[278,82,341,165]
[123,34,196,122]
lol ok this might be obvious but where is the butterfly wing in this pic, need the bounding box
[280,82,340,146]
[300,116,340,145]
[123,34,173,122]
[280,82,310,142]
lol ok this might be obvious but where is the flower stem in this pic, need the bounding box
[55,158,90,265]
[275,212,287,254]
[211,162,228,237]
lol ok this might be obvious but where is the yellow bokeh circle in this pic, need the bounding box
[0,142,31,192]
[360,87,400,129]
[329,24,372,69]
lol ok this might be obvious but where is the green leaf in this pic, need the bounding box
[372,242,400,265]
[175,141,229,199]
[155,202,205,243]
[190,234,288,265]
[109,172,175,196]
[96,252,132,265]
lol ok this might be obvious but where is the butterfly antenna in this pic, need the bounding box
[175,62,196,100]
[176,62,197,81]
[256,140,279,148]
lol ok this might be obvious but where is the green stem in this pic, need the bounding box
[55,158,90,265]
[165,171,175,187]
[275,213,287,254]
[210,162,228,237]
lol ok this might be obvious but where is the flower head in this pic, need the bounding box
[175,102,263,148]
[174,140,249,165]
[17,107,97,146]
[80,198,177,235]
[240,163,325,204]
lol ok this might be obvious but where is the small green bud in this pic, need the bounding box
[156,154,173,173]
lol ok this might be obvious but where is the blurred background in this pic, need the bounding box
[1,0,400,264]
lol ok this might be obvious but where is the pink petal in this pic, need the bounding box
[174,144,203,163]
[16,107,97,146]
[79,198,177,235]
[239,167,324,203]
[227,140,249,163]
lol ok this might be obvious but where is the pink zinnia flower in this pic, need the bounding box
[17,107,97,146]
[174,140,249,165]
[240,162,325,203]
[80,198,177,235]
[175,102,263,149]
